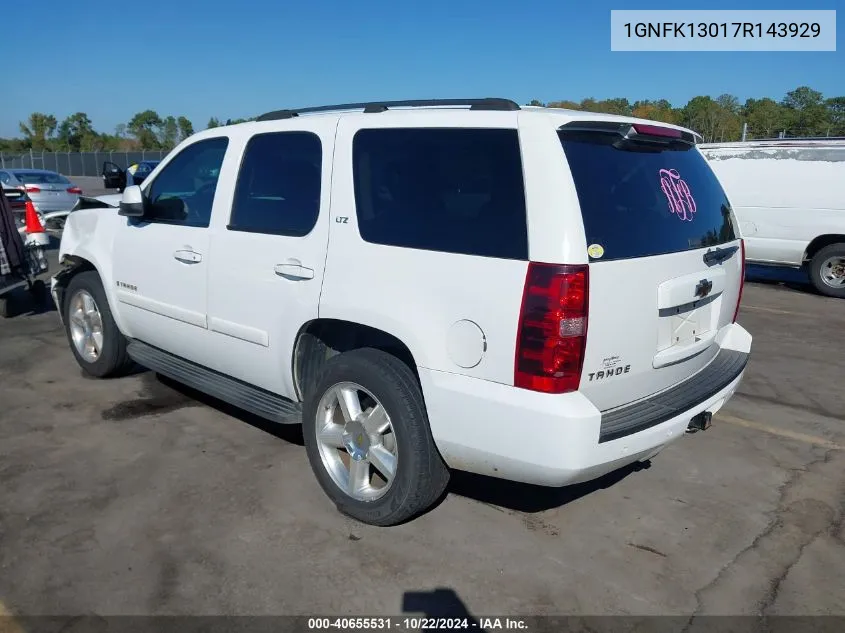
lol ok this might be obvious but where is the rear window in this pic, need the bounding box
[353,128,528,260]
[14,171,70,185]
[559,130,737,261]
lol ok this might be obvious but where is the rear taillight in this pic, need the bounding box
[67,186,82,194]
[24,185,41,193]
[733,240,746,323]
[514,262,589,394]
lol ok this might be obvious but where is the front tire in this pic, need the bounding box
[63,271,133,377]
[809,244,845,298]
[303,348,450,526]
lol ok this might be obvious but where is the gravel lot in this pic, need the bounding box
[0,250,843,621]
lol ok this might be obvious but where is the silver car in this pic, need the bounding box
[0,169,82,214]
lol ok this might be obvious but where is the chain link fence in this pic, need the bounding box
[0,150,171,177]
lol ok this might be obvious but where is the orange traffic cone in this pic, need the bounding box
[24,200,50,247]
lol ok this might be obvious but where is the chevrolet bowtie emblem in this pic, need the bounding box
[695,279,713,298]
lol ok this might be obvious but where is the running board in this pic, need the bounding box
[126,339,302,424]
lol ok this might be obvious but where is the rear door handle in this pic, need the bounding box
[274,262,314,280]
[703,245,739,266]
[173,249,202,264]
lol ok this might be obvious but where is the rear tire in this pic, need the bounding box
[0,296,10,318]
[303,348,450,526]
[63,271,134,377]
[809,244,845,298]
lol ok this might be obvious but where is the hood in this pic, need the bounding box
[96,193,123,207]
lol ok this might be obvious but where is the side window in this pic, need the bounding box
[352,128,528,260]
[229,132,322,236]
[145,137,229,227]
[0,172,10,185]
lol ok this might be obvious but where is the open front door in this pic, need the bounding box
[102,162,125,190]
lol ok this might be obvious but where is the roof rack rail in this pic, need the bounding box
[256,98,520,121]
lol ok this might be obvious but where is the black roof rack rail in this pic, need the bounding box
[256,98,520,121]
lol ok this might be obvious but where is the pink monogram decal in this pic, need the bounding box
[659,168,696,221]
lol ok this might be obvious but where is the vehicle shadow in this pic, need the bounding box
[402,588,483,630]
[443,461,648,514]
[1,282,56,318]
[150,373,305,446]
[107,367,643,514]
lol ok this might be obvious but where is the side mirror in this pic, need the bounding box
[118,185,146,218]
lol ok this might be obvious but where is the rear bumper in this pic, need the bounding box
[419,322,751,487]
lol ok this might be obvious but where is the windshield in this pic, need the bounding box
[14,171,71,185]
[559,131,737,261]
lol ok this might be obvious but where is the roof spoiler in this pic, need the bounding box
[559,120,700,147]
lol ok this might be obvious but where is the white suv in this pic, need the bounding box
[52,98,752,526]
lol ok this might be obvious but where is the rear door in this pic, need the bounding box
[558,122,743,411]
[204,121,334,399]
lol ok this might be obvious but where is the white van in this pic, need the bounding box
[700,140,845,298]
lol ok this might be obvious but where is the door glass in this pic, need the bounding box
[146,137,229,227]
[229,132,322,236]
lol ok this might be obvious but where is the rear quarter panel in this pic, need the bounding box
[319,111,529,384]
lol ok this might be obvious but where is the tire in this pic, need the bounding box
[63,271,133,377]
[303,348,450,526]
[0,296,10,318]
[809,244,845,298]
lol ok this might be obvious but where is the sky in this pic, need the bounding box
[2,0,842,138]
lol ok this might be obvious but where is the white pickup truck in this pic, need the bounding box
[700,140,845,298]
[52,99,751,525]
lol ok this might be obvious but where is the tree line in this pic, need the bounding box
[0,110,255,153]
[2,85,843,153]
[529,86,844,142]
[1,110,199,153]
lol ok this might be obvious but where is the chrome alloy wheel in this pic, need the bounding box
[315,382,398,502]
[68,290,104,362]
[820,255,845,289]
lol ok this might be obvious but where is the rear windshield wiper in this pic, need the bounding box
[703,245,739,266]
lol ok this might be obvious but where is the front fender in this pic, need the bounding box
[54,208,128,335]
